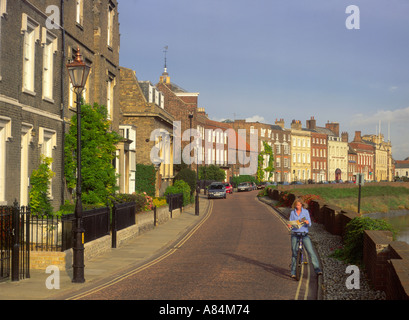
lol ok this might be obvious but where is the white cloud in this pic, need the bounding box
[350,107,409,126]
[245,115,266,123]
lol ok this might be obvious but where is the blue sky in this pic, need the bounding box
[118,0,409,160]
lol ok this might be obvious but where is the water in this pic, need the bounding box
[366,210,409,245]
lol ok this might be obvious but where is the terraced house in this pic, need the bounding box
[0,0,122,208]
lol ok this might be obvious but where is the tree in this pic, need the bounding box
[64,102,122,205]
[256,141,275,182]
[29,155,55,216]
[174,168,197,196]
[199,164,226,181]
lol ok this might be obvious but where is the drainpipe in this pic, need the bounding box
[60,0,66,206]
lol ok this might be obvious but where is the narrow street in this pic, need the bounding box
[72,190,318,300]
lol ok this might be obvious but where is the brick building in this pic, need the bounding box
[119,67,175,196]
[0,0,121,208]
[362,133,393,181]
[349,131,375,182]
[230,119,291,183]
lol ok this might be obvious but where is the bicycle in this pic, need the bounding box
[294,232,308,281]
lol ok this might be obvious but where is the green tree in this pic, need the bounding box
[29,155,55,216]
[135,164,156,197]
[64,102,121,205]
[174,168,197,195]
[256,141,275,182]
[199,164,226,181]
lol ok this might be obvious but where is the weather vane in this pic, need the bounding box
[163,46,168,69]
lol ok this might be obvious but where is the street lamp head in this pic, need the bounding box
[66,47,91,93]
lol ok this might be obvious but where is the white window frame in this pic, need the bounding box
[107,2,115,48]
[0,116,12,204]
[22,14,40,95]
[39,127,57,199]
[20,123,33,206]
[76,0,84,26]
[0,0,7,81]
[107,75,115,120]
[42,28,57,102]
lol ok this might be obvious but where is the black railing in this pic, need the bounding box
[111,202,136,248]
[0,206,12,282]
[0,203,30,282]
[62,206,110,251]
[166,193,183,213]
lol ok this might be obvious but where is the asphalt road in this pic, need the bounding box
[72,190,318,300]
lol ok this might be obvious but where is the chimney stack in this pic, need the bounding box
[325,122,340,137]
[275,118,285,129]
[354,131,362,142]
[306,116,316,130]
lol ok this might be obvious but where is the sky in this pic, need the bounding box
[117,0,409,160]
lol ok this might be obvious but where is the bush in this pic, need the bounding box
[135,164,156,197]
[29,155,55,216]
[331,216,397,265]
[165,180,191,206]
[174,168,197,195]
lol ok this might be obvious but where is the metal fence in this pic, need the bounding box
[166,193,183,212]
[0,203,30,282]
[111,201,137,248]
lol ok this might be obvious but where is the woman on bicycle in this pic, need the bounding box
[288,198,322,279]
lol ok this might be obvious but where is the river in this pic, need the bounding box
[366,210,409,245]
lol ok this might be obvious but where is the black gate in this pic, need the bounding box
[0,201,30,282]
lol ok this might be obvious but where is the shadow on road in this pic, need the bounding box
[222,252,290,280]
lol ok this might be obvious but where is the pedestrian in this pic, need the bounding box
[288,198,322,279]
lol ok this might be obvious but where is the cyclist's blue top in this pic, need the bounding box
[289,207,311,234]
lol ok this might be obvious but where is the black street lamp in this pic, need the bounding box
[66,47,91,283]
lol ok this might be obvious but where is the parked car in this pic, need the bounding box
[257,182,266,189]
[237,182,252,192]
[224,182,233,194]
[208,182,226,199]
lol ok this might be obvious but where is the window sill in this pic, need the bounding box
[76,22,84,31]
[43,96,55,104]
[22,88,36,97]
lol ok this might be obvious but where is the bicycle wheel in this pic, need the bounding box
[295,249,302,281]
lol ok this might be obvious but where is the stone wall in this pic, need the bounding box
[29,204,185,271]
[267,187,409,300]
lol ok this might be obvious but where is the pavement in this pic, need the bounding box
[0,195,211,300]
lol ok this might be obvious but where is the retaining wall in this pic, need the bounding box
[267,187,409,300]
[29,204,184,271]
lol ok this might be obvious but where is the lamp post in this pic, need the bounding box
[66,47,91,283]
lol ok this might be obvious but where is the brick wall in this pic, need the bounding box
[268,189,409,299]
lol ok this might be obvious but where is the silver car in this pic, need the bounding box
[237,182,252,192]
[207,183,227,199]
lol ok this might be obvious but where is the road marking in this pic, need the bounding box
[257,198,311,300]
[66,200,214,300]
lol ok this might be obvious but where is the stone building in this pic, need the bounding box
[119,67,175,196]
[290,120,311,182]
[0,0,122,208]
[305,117,328,182]
[395,158,409,179]
[362,133,393,181]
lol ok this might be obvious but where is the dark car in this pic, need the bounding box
[224,182,233,194]
[208,182,226,199]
